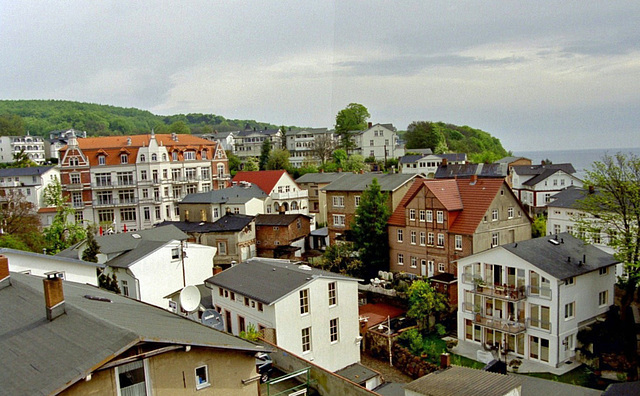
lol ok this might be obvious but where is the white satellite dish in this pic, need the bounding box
[179,285,201,313]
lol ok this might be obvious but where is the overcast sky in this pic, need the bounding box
[1,2,639,151]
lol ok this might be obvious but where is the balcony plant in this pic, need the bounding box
[472,276,486,292]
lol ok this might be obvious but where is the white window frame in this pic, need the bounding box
[437,233,444,247]
[409,209,416,221]
[508,207,514,219]
[598,291,608,307]
[564,302,575,320]
[397,229,403,242]
[419,232,426,246]
[491,232,499,247]
[492,209,498,221]
[300,289,309,315]
[302,327,311,353]
[436,210,444,223]
[333,214,345,227]
[426,210,433,222]
[438,263,445,272]
[410,231,416,245]
[328,282,337,306]
[427,232,434,246]
[115,359,151,396]
[410,256,417,268]
[355,196,360,207]
[397,253,404,266]
[330,318,339,343]
[195,365,210,390]
[455,235,462,250]
[332,196,344,208]
[419,210,426,222]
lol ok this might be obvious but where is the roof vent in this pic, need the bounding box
[299,265,312,271]
[549,239,560,245]
[84,295,113,303]
[132,233,141,239]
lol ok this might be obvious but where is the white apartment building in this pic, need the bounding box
[234,128,282,160]
[0,134,47,164]
[205,258,361,372]
[457,233,617,369]
[510,164,583,215]
[352,123,399,161]
[285,128,334,168]
[0,166,60,209]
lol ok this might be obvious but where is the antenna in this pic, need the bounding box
[201,309,225,331]
[179,285,201,313]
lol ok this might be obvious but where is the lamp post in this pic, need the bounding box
[378,316,393,367]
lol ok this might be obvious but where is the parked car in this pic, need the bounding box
[255,352,273,383]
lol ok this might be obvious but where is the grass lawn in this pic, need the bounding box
[526,366,615,390]
[450,354,486,370]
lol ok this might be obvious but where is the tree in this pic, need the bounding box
[351,178,391,280]
[42,178,86,254]
[0,189,44,252]
[311,134,335,166]
[244,157,259,171]
[226,150,241,176]
[321,242,362,276]
[266,149,290,170]
[531,214,547,238]
[11,149,38,168]
[576,153,640,315]
[82,226,100,263]
[239,323,262,341]
[407,280,448,332]
[405,121,448,153]
[335,103,370,153]
[259,139,272,170]
[168,120,191,135]
[343,154,366,173]
[0,114,25,136]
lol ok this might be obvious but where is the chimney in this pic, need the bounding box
[43,271,65,321]
[0,255,10,290]
[470,174,478,184]
[368,122,372,129]
[127,137,132,146]
[440,353,450,369]
[588,185,595,194]
[213,266,223,276]
[442,158,448,166]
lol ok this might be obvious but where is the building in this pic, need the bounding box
[0,165,60,209]
[198,130,237,153]
[0,258,267,396]
[58,131,230,232]
[324,172,418,245]
[388,177,532,278]
[285,128,334,168]
[495,156,532,187]
[352,123,399,161]
[179,183,268,221]
[46,128,87,160]
[205,258,361,372]
[510,164,583,215]
[457,233,618,368]
[57,225,216,308]
[161,214,257,266]
[234,127,282,159]
[255,213,312,259]
[434,162,508,180]
[295,172,346,226]
[0,133,46,164]
[1,247,103,285]
[232,170,310,217]
[400,153,468,177]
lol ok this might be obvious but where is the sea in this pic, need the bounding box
[513,147,640,180]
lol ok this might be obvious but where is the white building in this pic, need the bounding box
[510,164,583,215]
[234,128,282,160]
[205,258,361,372]
[400,153,468,177]
[285,128,334,168]
[0,134,47,165]
[1,248,103,286]
[232,170,310,217]
[352,123,399,161]
[57,225,216,308]
[46,128,87,160]
[198,130,237,153]
[0,166,60,209]
[457,233,617,369]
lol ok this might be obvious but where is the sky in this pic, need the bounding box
[1,1,639,151]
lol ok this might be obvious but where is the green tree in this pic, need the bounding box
[405,121,448,153]
[11,149,38,168]
[98,270,121,294]
[321,242,362,276]
[351,178,391,280]
[81,226,100,263]
[0,114,25,135]
[168,120,191,135]
[576,153,640,315]
[266,149,290,170]
[531,214,547,238]
[335,103,370,153]
[239,323,262,341]
[244,157,259,171]
[407,280,448,332]
[0,189,44,252]
[42,178,86,254]
[226,150,241,176]
[259,139,272,170]
[343,154,366,173]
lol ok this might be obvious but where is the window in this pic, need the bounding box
[419,210,426,222]
[258,302,264,312]
[597,290,608,308]
[427,232,434,246]
[120,208,136,221]
[438,263,445,272]
[599,267,609,276]
[238,316,246,333]
[117,171,134,186]
[410,256,417,268]
[195,365,210,390]
[333,214,345,227]
[184,151,196,160]
[491,232,499,247]
[301,327,311,352]
[116,360,149,395]
[299,289,309,315]
[140,154,146,162]
[172,151,178,161]
[409,209,416,220]
[70,173,81,184]
[98,209,114,223]
[564,302,575,320]
[426,210,433,222]
[217,241,227,255]
[420,232,426,246]
[122,280,129,297]
[120,154,128,164]
[436,210,444,223]
[98,155,106,165]
[566,277,575,286]
[437,233,444,247]
[492,209,498,221]
[370,139,374,146]
[143,207,151,221]
[410,231,416,244]
[354,196,360,207]
[171,247,180,259]
[74,210,83,224]
[71,192,82,207]
[455,235,462,250]
[330,318,338,342]
[508,207,514,219]
[397,254,404,265]
[553,224,561,234]
[151,153,157,161]
[332,196,344,207]
[201,149,208,159]
[328,282,337,306]
[202,167,211,180]
[397,229,403,242]
[119,189,135,204]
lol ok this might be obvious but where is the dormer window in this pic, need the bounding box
[162,153,167,161]
[151,153,157,161]
[140,154,146,162]
[121,154,128,164]
[184,151,196,160]
[201,149,208,160]
[172,152,178,161]
[98,155,106,165]
[69,157,79,166]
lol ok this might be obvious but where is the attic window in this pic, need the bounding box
[132,233,141,239]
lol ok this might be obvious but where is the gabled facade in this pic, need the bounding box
[510,164,583,215]
[388,177,532,278]
[295,172,346,225]
[179,183,268,222]
[205,258,361,372]
[495,156,532,187]
[457,233,617,368]
[198,130,237,153]
[58,131,230,231]
[255,213,312,259]
[352,123,399,161]
[0,133,46,164]
[232,170,310,217]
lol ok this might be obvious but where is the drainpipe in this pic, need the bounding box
[556,280,561,367]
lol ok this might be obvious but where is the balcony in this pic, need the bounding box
[92,198,139,208]
[474,284,526,301]
[66,183,84,191]
[527,318,552,333]
[271,190,309,200]
[472,313,526,334]
[527,285,553,300]
[91,181,137,189]
[214,173,231,180]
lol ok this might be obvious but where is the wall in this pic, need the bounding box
[5,251,99,285]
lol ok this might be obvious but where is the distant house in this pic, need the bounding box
[198,130,238,153]
[57,225,216,308]
[510,163,583,215]
[285,128,334,168]
[179,183,268,221]
[160,213,257,267]
[495,156,532,187]
[0,133,46,164]
[457,233,618,368]
[400,153,468,178]
[0,166,60,210]
[352,123,399,161]
[233,170,310,218]
[205,258,361,372]
[255,213,312,259]
[234,127,283,159]
[434,162,508,180]
[295,172,346,226]
[0,260,267,396]
[46,128,87,160]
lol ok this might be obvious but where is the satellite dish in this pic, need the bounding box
[179,285,201,313]
[201,309,225,331]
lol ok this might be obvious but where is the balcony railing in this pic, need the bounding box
[527,285,553,300]
[92,198,139,208]
[527,318,552,333]
[473,284,526,301]
[66,183,84,191]
[271,190,309,200]
[472,314,526,334]
[91,181,137,189]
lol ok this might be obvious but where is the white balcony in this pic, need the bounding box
[271,190,309,200]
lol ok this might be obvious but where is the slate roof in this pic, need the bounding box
[399,154,425,164]
[0,166,57,177]
[232,170,289,194]
[602,381,640,396]
[322,173,416,192]
[295,172,346,184]
[438,153,467,162]
[516,373,601,396]
[0,272,267,395]
[511,163,576,176]
[205,258,359,305]
[335,363,380,384]
[255,213,311,226]
[502,233,619,280]
[404,365,521,396]
[0,248,105,269]
[435,163,508,179]
[180,183,267,204]
[236,128,280,137]
[159,214,255,233]
[546,187,589,208]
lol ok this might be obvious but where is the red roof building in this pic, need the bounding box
[232,170,310,217]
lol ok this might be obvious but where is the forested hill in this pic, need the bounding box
[0,100,280,137]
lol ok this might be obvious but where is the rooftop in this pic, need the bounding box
[255,213,311,226]
[322,173,417,192]
[295,172,346,184]
[159,214,255,233]
[404,365,521,396]
[232,170,290,195]
[180,183,267,204]
[0,166,57,177]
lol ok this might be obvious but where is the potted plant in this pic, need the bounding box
[472,276,485,292]
[473,304,482,322]
[508,359,522,373]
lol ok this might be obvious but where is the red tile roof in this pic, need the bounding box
[75,134,212,149]
[424,179,462,211]
[449,178,504,234]
[358,303,406,329]
[232,170,288,194]
[388,179,424,226]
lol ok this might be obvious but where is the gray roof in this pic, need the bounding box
[495,156,530,164]
[0,272,267,395]
[205,258,359,305]
[295,172,346,184]
[310,227,328,237]
[546,187,590,209]
[288,128,330,135]
[159,214,255,233]
[237,128,280,137]
[322,173,416,192]
[404,365,521,395]
[406,148,434,155]
[255,213,311,226]
[512,163,576,176]
[603,381,640,396]
[335,363,379,384]
[399,154,425,164]
[435,163,508,179]
[437,153,467,162]
[516,373,601,396]
[181,184,267,204]
[0,248,104,269]
[0,166,57,177]
[502,233,619,280]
